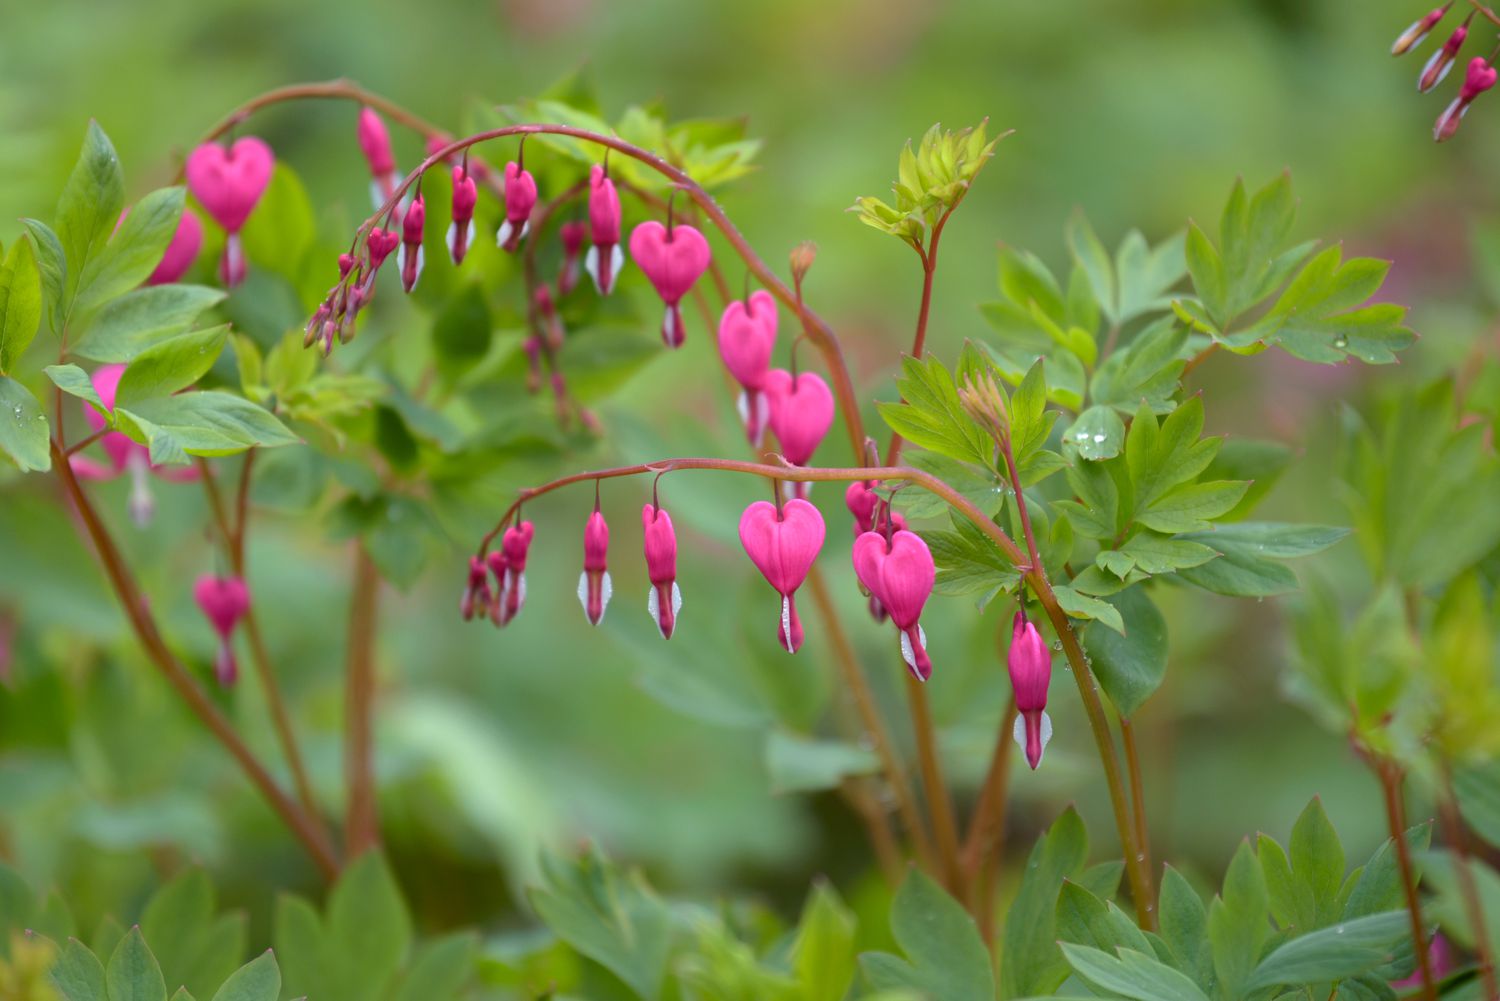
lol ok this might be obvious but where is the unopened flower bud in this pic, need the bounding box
[585,164,625,295]
[497,160,538,252]
[642,503,682,639]
[789,241,817,285]
[1436,55,1498,141]
[1008,611,1053,769]
[358,107,401,210]
[398,193,426,292]
[497,521,534,625]
[448,163,478,265]
[1419,13,1471,92]
[1393,3,1452,55]
[578,508,612,626]
[460,556,492,620]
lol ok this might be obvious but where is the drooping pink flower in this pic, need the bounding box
[357,107,402,211]
[193,574,250,687]
[852,529,937,681]
[497,160,538,252]
[68,364,199,526]
[1436,55,1497,141]
[1008,611,1053,769]
[1419,12,1471,92]
[559,220,587,296]
[497,520,535,625]
[628,220,710,348]
[642,503,681,639]
[460,556,492,621]
[739,498,825,653]
[448,163,478,266]
[578,508,612,626]
[1392,2,1452,55]
[585,164,624,295]
[718,290,778,445]
[764,370,835,498]
[398,192,426,293]
[186,138,273,289]
[146,210,203,286]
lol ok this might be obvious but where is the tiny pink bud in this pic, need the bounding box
[852,529,936,681]
[763,369,835,479]
[628,220,711,348]
[498,521,535,625]
[718,290,779,442]
[1419,14,1471,92]
[642,504,682,639]
[145,210,203,286]
[578,509,612,626]
[1392,3,1452,55]
[739,499,825,653]
[497,160,538,252]
[398,193,426,292]
[1008,611,1053,769]
[448,164,478,266]
[460,556,492,621]
[193,574,251,688]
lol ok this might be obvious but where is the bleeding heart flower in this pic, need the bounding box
[578,508,612,626]
[397,192,426,292]
[497,520,535,625]
[629,220,711,348]
[448,163,478,265]
[497,160,538,252]
[1008,611,1053,769]
[559,220,587,295]
[357,107,403,211]
[193,574,250,687]
[186,137,273,289]
[739,498,825,653]
[145,210,203,286]
[642,503,682,639]
[1437,55,1497,140]
[763,370,835,497]
[852,529,937,681]
[718,290,778,444]
[585,164,624,295]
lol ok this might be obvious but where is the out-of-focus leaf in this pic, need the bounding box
[0,236,42,373]
[0,375,51,471]
[860,868,994,1000]
[764,730,877,795]
[999,808,1089,998]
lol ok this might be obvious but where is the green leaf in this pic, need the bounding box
[1089,317,1187,415]
[1065,405,1125,461]
[1055,881,1152,956]
[1000,808,1089,998]
[0,237,43,373]
[71,285,227,363]
[74,188,185,314]
[1289,797,1347,929]
[1082,587,1168,717]
[877,355,991,465]
[106,927,167,1001]
[1158,866,1214,992]
[52,938,107,1001]
[208,953,278,1001]
[765,731,878,795]
[23,219,67,330]
[1116,533,1218,575]
[115,326,227,407]
[1203,438,1292,519]
[1207,840,1269,1000]
[1176,523,1348,597]
[1137,480,1249,534]
[432,282,492,379]
[1053,585,1126,635]
[926,513,1021,602]
[1455,762,1500,851]
[1066,212,1117,325]
[238,165,315,282]
[45,364,106,415]
[1125,397,1218,511]
[0,375,52,471]
[1343,824,1431,920]
[1244,912,1409,991]
[55,121,125,315]
[793,882,857,1001]
[1240,246,1415,364]
[327,852,412,1001]
[390,932,476,1001]
[860,868,994,1001]
[1058,943,1211,1001]
[140,867,244,1001]
[271,895,325,1001]
[114,392,298,464]
[1009,356,1054,462]
[1115,229,1186,325]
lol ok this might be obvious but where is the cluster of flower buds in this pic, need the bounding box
[1391,3,1499,140]
[186,136,273,287]
[193,574,251,687]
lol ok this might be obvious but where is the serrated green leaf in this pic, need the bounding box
[1137,480,1249,534]
[1059,943,1211,1001]
[1054,585,1126,635]
[1244,912,1409,991]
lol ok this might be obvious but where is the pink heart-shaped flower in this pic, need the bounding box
[628,221,710,305]
[717,290,778,391]
[1464,56,1499,98]
[763,369,834,466]
[739,498,825,652]
[851,529,934,630]
[186,138,274,234]
[193,574,251,636]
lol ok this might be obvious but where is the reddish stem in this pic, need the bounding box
[1378,759,1437,1001]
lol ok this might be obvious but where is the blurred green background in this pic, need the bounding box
[0,0,1494,942]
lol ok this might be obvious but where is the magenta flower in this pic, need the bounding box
[1392,3,1452,55]
[717,290,778,445]
[1392,934,1453,990]
[764,370,835,497]
[146,210,203,286]
[68,364,198,526]
[497,160,538,252]
[497,520,535,625]
[739,498,825,653]
[628,220,710,348]
[1008,610,1053,769]
[185,137,273,289]
[1420,13,1471,92]
[193,574,250,687]
[460,556,492,621]
[1436,55,1498,141]
[357,107,401,211]
[585,164,624,295]
[578,508,613,626]
[642,503,682,639]
[559,220,587,295]
[398,192,426,293]
[448,163,478,266]
[846,481,880,535]
[852,529,937,681]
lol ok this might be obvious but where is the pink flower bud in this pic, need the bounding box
[497,160,538,252]
[484,550,509,625]
[642,504,682,639]
[559,220,587,295]
[145,210,203,286]
[763,370,835,489]
[628,221,711,348]
[846,481,880,535]
[1436,56,1497,141]
[357,107,396,176]
[1419,13,1470,92]
[193,574,251,687]
[585,165,625,295]
[739,498,825,653]
[1008,611,1053,769]
[577,509,612,626]
[460,555,492,621]
[1392,3,1452,55]
[852,529,936,681]
[398,193,426,292]
[498,521,534,625]
[448,163,478,266]
[367,227,400,273]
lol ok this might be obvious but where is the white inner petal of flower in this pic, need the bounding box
[780,595,793,653]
